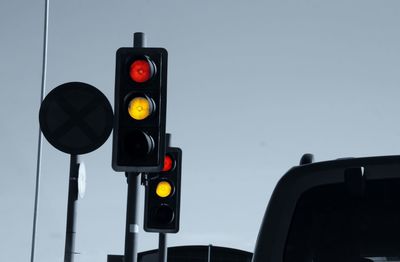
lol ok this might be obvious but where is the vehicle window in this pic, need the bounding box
[284,178,400,262]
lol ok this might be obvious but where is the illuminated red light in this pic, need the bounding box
[130,59,153,83]
[162,155,173,172]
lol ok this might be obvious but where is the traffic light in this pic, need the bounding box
[144,147,182,233]
[112,47,168,172]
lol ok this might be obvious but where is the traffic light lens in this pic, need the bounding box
[156,181,173,198]
[155,205,174,224]
[162,155,174,172]
[128,96,154,120]
[129,59,154,83]
[124,130,154,157]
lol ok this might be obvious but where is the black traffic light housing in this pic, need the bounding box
[112,47,168,172]
[144,147,182,233]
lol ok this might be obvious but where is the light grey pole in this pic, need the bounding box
[30,0,50,261]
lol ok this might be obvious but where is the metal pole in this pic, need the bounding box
[158,133,171,262]
[123,32,146,262]
[158,233,167,262]
[64,155,80,262]
[30,0,49,261]
[134,32,146,48]
[124,173,140,262]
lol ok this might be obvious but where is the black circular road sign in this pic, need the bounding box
[39,82,113,155]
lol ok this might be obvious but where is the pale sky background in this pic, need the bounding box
[1,0,400,261]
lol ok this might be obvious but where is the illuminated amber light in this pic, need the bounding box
[128,97,153,120]
[156,181,172,198]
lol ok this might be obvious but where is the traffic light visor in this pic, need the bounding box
[129,59,154,83]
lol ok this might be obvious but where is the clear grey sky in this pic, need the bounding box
[1,1,400,261]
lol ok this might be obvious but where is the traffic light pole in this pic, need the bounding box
[158,233,167,262]
[124,172,140,262]
[158,133,171,262]
[123,32,147,262]
[64,154,80,262]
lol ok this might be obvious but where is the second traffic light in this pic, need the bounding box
[144,147,182,233]
[112,47,168,172]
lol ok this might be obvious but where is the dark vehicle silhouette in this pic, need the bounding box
[253,155,400,262]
